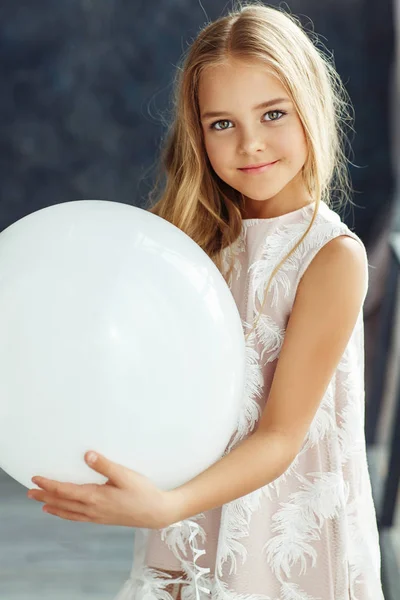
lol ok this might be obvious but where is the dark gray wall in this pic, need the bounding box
[0,0,395,248]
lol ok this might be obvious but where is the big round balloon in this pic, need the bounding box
[0,200,245,491]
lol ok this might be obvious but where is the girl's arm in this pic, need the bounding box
[167,235,368,525]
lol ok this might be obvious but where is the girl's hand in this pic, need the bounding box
[27,451,177,529]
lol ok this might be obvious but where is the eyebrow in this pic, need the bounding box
[200,97,291,121]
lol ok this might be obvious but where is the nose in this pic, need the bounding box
[238,126,267,155]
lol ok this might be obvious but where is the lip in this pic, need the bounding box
[238,160,279,173]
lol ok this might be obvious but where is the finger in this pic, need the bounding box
[29,490,90,515]
[32,478,95,503]
[43,506,91,522]
[84,452,125,485]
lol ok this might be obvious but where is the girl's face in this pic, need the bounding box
[198,58,311,219]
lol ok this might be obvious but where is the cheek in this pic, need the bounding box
[204,136,230,173]
[279,128,308,165]
[292,123,308,158]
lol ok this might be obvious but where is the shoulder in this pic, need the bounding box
[313,233,366,261]
[298,234,368,303]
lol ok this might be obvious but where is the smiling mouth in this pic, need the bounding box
[238,160,279,173]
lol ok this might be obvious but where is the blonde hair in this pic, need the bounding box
[147,1,355,338]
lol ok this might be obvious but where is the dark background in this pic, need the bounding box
[0,0,396,249]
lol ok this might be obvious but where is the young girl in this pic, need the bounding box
[28,2,384,599]
[116,3,384,600]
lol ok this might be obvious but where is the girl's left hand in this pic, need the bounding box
[27,451,177,530]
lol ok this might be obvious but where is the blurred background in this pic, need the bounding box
[0,0,399,598]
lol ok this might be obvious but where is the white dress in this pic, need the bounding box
[115,201,384,600]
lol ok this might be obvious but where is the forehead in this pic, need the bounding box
[198,59,285,108]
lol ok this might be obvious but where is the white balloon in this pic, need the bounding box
[0,200,245,491]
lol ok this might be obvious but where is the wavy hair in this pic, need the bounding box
[147,1,355,336]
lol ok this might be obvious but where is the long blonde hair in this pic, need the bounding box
[147,1,354,337]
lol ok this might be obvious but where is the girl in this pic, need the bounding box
[28,2,385,599]
[129,3,384,599]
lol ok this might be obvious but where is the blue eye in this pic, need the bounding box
[210,119,231,131]
[209,110,286,131]
[264,110,286,122]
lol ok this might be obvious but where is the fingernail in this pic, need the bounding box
[87,452,97,464]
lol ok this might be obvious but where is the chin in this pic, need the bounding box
[241,188,283,202]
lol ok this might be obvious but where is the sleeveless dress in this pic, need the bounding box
[114,200,384,600]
